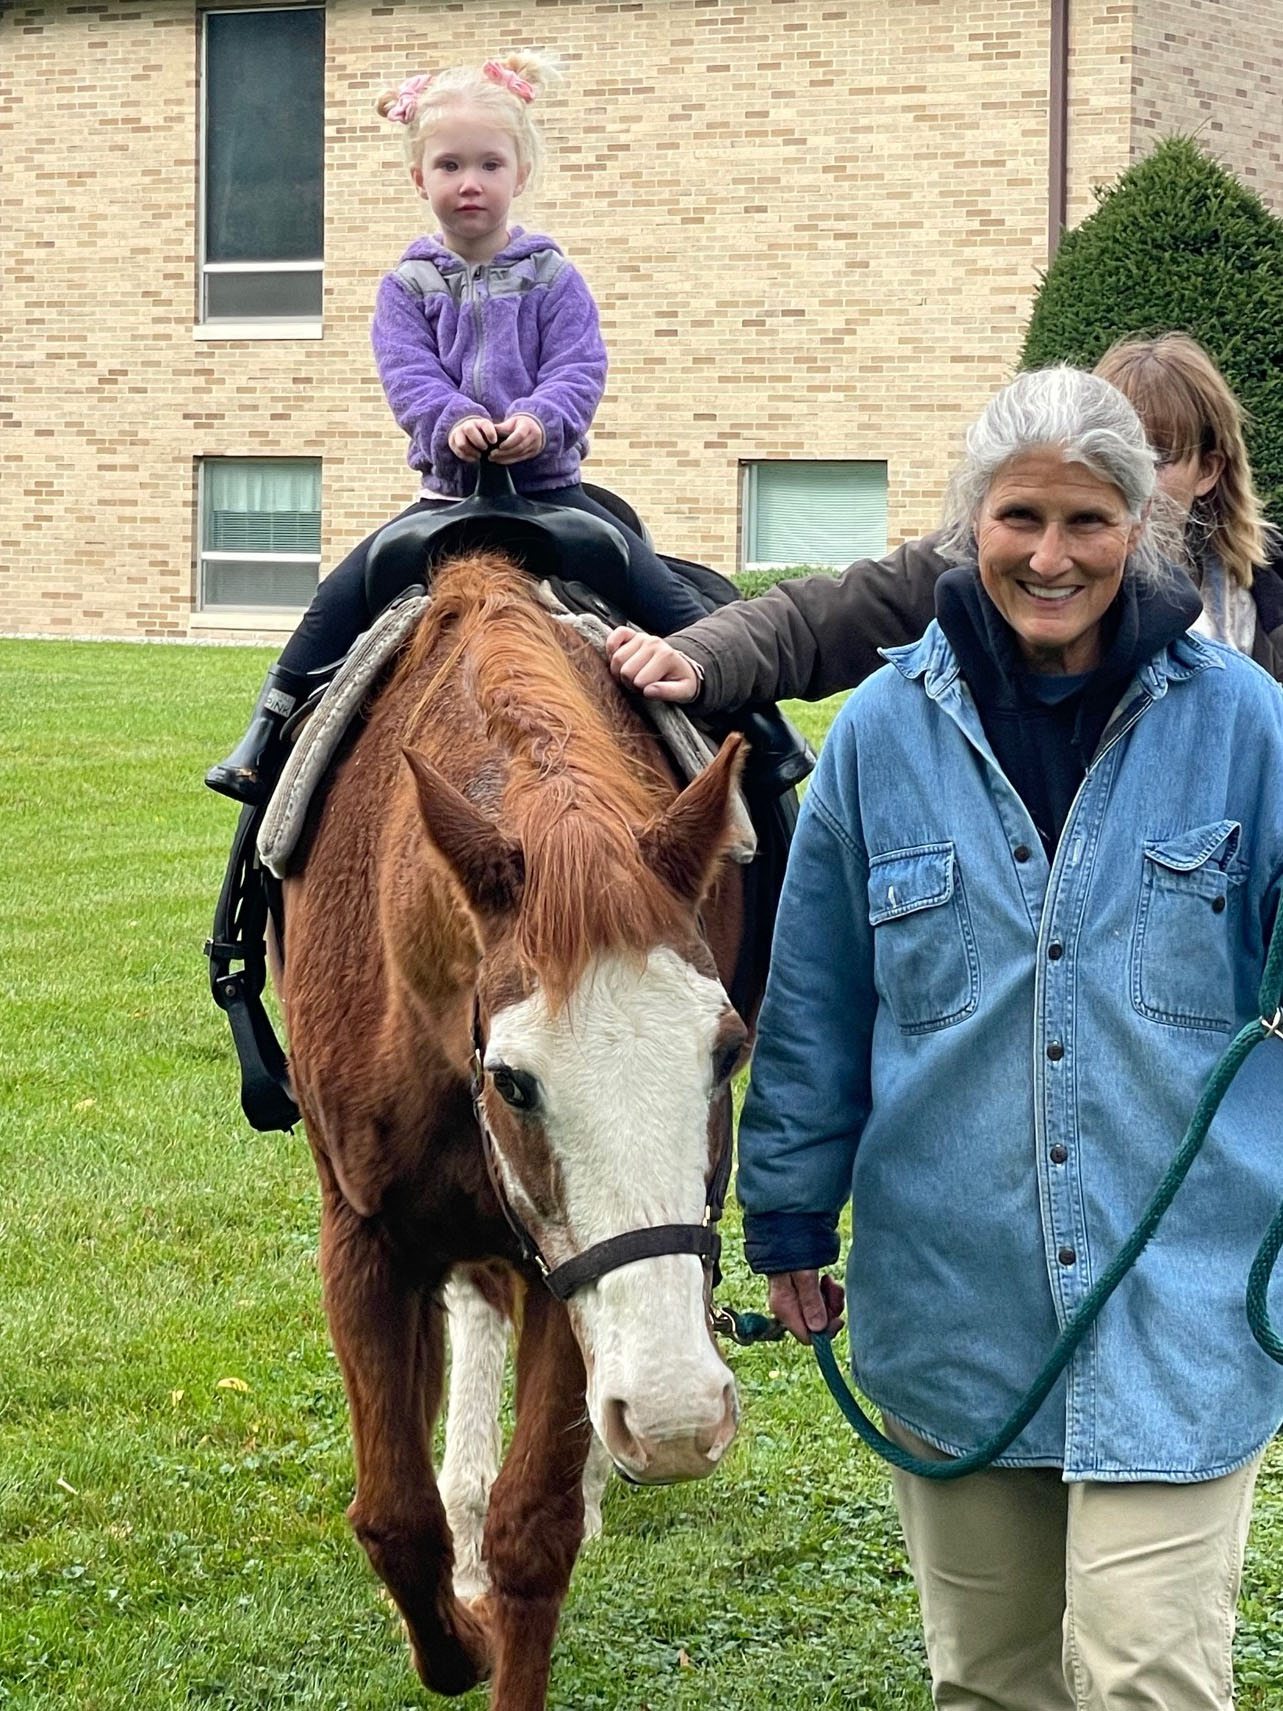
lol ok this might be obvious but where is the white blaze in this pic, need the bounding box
[485,947,738,1481]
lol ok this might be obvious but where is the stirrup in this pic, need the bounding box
[205,803,300,1132]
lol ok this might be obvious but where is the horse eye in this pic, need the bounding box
[490,1065,539,1111]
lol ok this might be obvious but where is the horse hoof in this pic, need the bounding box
[408,1602,492,1697]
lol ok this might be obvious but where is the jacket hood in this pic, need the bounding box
[886,567,1209,697]
[397,226,562,270]
[932,563,1202,705]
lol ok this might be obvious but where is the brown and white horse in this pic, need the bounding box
[279,552,751,1708]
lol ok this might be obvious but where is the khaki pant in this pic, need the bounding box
[885,1418,1262,1711]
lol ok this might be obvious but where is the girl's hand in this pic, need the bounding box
[606,627,702,702]
[448,417,500,461]
[490,414,546,464]
[767,1270,845,1346]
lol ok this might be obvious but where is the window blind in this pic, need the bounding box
[744,460,888,567]
[204,459,321,553]
[204,8,325,265]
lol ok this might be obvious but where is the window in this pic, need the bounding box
[199,459,321,610]
[741,460,888,569]
[201,7,324,323]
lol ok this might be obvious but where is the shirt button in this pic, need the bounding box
[1047,940,1064,961]
[1058,1245,1076,1266]
[1211,895,1226,914]
[1013,844,1032,863]
[1050,1144,1068,1164]
[1046,1041,1065,1062]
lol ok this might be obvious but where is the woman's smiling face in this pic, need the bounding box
[975,448,1142,675]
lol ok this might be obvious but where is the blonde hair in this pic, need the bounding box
[376,52,559,182]
[1093,333,1270,588]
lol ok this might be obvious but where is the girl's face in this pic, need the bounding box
[412,108,528,263]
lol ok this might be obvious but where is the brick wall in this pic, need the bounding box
[1066,1,1131,226]
[1,0,1273,641]
[1131,0,1283,201]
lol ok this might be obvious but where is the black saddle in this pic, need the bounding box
[365,457,633,619]
[208,465,783,1132]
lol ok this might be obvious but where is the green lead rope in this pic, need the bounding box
[811,906,1283,1481]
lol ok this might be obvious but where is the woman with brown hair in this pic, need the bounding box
[1095,332,1282,668]
[607,335,1283,703]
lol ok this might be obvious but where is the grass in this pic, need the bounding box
[1,639,1281,1709]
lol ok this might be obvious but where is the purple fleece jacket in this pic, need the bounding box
[370,228,608,497]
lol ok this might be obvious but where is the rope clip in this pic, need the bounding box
[710,1304,787,1345]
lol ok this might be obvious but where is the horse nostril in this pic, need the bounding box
[695,1381,739,1459]
[601,1396,644,1469]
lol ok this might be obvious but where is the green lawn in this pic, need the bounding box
[1,640,1281,1710]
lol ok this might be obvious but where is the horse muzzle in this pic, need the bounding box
[596,1378,739,1484]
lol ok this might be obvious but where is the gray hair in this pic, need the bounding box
[939,366,1168,585]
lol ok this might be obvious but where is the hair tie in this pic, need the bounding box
[482,60,535,103]
[385,72,433,125]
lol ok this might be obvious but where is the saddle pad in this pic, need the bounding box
[257,592,429,878]
[257,588,757,880]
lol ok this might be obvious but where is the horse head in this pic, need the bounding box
[403,730,749,1485]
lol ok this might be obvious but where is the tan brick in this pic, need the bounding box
[1,0,1279,639]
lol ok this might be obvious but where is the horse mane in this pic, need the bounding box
[394,553,692,1005]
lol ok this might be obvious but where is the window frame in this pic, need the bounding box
[196,455,323,616]
[197,4,325,334]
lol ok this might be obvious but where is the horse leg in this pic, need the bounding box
[440,1265,512,1602]
[319,1188,490,1696]
[580,1432,613,1543]
[482,1283,593,1711]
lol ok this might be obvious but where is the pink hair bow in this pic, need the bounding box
[482,60,535,103]
[385,72,432,125]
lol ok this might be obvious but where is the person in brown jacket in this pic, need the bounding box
[607,336,1283,707]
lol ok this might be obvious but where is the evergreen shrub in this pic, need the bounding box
[736,565,838,599]
[1021,136,1283,524]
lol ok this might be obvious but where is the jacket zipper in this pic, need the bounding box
[469,264,485,403]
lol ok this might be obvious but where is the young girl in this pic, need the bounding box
[206,52,730,803]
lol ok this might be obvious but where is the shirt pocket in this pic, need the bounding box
[1131,821,1245,1032]
[867,841,980,1034]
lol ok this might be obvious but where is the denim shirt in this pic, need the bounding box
[738,622,1283,1480]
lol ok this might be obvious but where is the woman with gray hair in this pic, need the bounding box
[735,367,1283,1709]
[606,341,1283,707]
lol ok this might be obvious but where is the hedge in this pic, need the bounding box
[1020,135,1283,524]
[735,565,838,599]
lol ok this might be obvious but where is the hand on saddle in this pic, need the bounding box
[606,627,703,702]
[448,416,501,461]
[767,1269,846,1346]
[489,413,546,464]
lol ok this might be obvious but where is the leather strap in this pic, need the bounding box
[206,802,300,1133]
[542,1225,722,1302]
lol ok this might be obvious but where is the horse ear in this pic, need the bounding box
[637,734,746,906]
[402,749,525,920]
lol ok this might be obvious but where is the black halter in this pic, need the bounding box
[469,1003,733,1302]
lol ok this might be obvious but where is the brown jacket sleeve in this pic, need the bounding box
[670,532,951,712]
